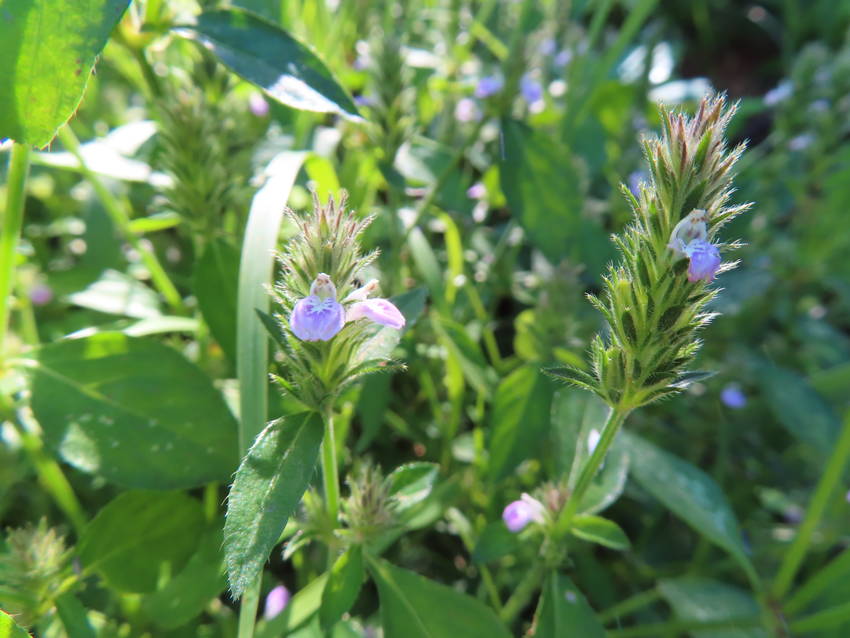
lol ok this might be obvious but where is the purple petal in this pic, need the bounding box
[721,385,747,409]
[290,295,345,341]
[348,298,405,330]
[264,585,290,620]
[503,500,534,533]
[475,75,503,99]
[520,75,543,103]
[249,92,270,117]
[684,239,721,283]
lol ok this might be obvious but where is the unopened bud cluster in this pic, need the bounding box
[551,95,752,410]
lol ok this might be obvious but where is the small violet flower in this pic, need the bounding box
[520,74,544,104]
[263,585,290,620]
[720,384,747,409]
[290,274,345,342]
[249,92,270,117]
[467,182,486,200]
[502,493,545,533]
[454,97,482,123]
[344,279,406,330]
[684,239,721,283]
[475,75,503,99]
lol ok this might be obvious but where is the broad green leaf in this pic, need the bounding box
[367,557,511,638]
[471,521,519,565]
[355,373,391,452]
[0,0,129,146]
[224,412,324,597]
[194,238,240,363]
[499,119,583,263]
[78,491,205,593]
[570,514,631,551]
[488,365,554,481]
[141,525,226,629]
[758,363,840,458]
[66,269,162,319]
[0,611,30,638]
[28,332,239,489]
[533,573,606,638]
[657,578,767,638]
[320,546,364,632]
[176,8,359,120]
[386,462,439,510]
[256,574,328,638]
[54,593,96,638]
[623,432,754,576]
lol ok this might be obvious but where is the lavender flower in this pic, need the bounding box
[502,493,545,533]
[249,92,270,117]
[668,209,709,255]
[520,74,543,104]
[684,239,721,283]
[263,585,290,620]
[29,284,53,306]
[475,75,503,99]
[720,384,747,409]
[344,279,405,330]
[466,182,486,200]
[290,273,345,342]
[454,97,481,123]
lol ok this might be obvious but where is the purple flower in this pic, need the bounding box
[554,49,572,68]
[668,209,709,255]
[502,493,545,533]
[249,92,270,117]
[467,182,486,200]
[290,274,345,342]
[684,239,721,283]
[344,280,405,330]
[263,585,290,620]
[454,97,481,123]
[520,75,543,104]
[30,284,54,306]
[721,384,747,409]
[628,171,647,197]
[354,94,374,107]
[475,75,503,99]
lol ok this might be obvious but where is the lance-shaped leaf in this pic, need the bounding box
[175,8,360,120]
[224,412,324,597]
[533,573,606,638]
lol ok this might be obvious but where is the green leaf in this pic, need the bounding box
[657,578,767,638]
[66,269,162,319]
[533,573,606,638]
[0,0,129,146]
[256,574,328,638]
[434,318,493,396]
[623,432,754,576]
[570,514,631,551]
[78,491,205,593]
[54,593,96,638]
[224,412,324,598]
[499,119,585,263]
[0,610,30,638]
[320,546,364,632]
[29,332,239,489]
[471,521,519,565]
[176,8,360,120]
[758,363,840,458]
[386,462,439,511]
[194,238,240,363]
[367,557,511,638]
[488,365,554,481]
[141,525,226,629]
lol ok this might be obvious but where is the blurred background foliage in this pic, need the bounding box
[3,0,850,636]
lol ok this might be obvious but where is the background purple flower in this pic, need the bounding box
[454,97,481,123]
[467,182,486,199]
[721,384,747,409]
[30,284,54,306]
[249,92,269,117]
[520,75,543,103]
[475,75,503,99]
[264,585,290,620]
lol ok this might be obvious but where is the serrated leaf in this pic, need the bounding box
[29,332,239,489]
[176,8,360,120]
[0,0,129,146]
[224,412,324,597]
[320,546,364,632]
[367,557,511,638]
[0,611,30,638]
[78,491,205,593]
[533,573,606,638]
[488,365,554,481]
[570,514,631,551]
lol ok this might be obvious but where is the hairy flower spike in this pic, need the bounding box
[549,94,752,410]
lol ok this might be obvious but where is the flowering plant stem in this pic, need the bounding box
[236,579,261,638]
[321,405,340,542]
[0,142,30,363]
[498,559,548,624]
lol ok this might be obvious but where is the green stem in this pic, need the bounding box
[772,412,850,600]
[55,126,185,314]
[599,589,662,625]
[0,143,31,361]
[499,561,548,624]
[321,406,340,526]
[237,578,262,638]
[557,407,629,532]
